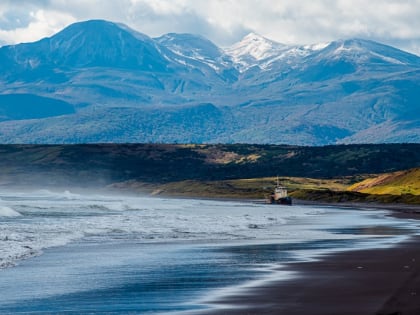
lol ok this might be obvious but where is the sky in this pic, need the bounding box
[0,0,419,55]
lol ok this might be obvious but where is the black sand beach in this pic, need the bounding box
[1,193,419,315]
[204,205,420,315]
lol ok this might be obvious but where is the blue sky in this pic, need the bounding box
[0,0,419,54]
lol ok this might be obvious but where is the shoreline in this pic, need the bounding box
[293,197,420,210]
[2,192,420,314]
[204,235,420,315]
[292,198,420,215]
[292,199,420,222]
[200,209,420,315]
[152,193,420,221]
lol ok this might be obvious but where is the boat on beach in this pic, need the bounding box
[267,177,292,205]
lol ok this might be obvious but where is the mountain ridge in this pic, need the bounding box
[0,19,419,145]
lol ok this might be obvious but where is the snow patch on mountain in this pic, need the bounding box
[0,20,419,145]
[318,39,417,66]
[156,33,232,72]
[225,35,334,72]
[224,33,289,71]
[304,42,330,51]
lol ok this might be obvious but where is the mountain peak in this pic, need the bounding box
[231,32,286,56]
[316,38,420,66]
[224,32,288,70]
[156,32,223,60]
[8,19,171,71]
[155,32,234,73]
[50,19,153,50]
[0,21,419,145]
[242,32,267,41]
[52,19,144,42]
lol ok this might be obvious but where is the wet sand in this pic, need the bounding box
[205,206,420,315]
[2,195,419,314]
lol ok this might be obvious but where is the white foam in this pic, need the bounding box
[0,190,417,269]
[0,206,21,217]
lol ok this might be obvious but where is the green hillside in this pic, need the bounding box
[348,168,420,196]
[110,176,352,199]
[0,143,419,187]
[0,143,419,204]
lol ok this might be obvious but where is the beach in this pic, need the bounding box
[204,236,420,315]
[0,191,419,314]
[200,203,420,315]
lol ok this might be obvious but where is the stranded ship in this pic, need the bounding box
[267,177,292,205]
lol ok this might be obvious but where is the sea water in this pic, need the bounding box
[0,190,418,314]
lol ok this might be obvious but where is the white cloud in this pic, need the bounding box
[0,9,75,44]
[0,0,419,55]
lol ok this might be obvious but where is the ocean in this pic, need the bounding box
[0,190,418,314]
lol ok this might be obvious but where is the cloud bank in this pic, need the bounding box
[0,0,419,55]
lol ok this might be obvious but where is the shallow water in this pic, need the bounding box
[0,190,418,314]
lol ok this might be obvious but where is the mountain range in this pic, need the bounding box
[0,19,419,145]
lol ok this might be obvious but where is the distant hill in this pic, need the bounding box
[0,20,419,145]
[0,143,419,188]
[348,168,420,195]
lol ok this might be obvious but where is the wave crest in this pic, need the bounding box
[0,206,22,217]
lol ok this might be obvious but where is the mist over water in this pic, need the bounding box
[0,189,319,268]
[0,189,418,313]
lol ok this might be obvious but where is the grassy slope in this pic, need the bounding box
[348,168,420,195]
[110,175,420,204]
[291,168,420,204]
[110,177,352,199]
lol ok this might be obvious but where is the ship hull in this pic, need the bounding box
[269,196,292,205]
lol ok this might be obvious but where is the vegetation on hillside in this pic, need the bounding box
[0,143,419,204]
[110,177,353,199]
[109,175,420,204]
[0,143,419,184]
[348,168,420,196]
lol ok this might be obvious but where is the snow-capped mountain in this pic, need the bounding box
[225,34,420,74]
[156,33,228,70]
[0,20,419,145]
[224,32,290,71]
[313,38,420,65]
[0,20,235,109]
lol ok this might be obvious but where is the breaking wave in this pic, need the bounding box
[0,189,414,269]
[0,206,21,217]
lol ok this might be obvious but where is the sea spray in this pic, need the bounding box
[0,190,415,270]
